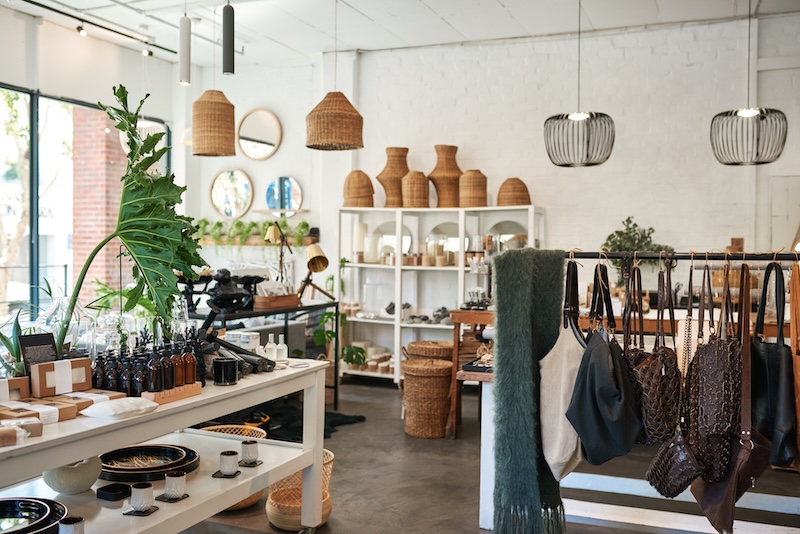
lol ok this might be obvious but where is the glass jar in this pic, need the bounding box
[36,296,96,358]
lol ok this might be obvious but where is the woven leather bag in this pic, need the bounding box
[691,264,772,534]
[687,264,742,483]
[622,264,648,443]
[647,429,703,498]
[635,262,681,444]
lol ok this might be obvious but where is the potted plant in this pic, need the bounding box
[602,216,673,287]
[51,86,206,354]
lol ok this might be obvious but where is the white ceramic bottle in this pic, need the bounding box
[276,334,288,362]
[264,333,277,360]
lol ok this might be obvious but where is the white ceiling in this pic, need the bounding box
[9,0,800,67]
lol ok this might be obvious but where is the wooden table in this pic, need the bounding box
[446,309,494,439]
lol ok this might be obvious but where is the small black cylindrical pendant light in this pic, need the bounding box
[222,1,234,75]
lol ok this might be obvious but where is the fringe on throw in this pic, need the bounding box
[494,503,566,534]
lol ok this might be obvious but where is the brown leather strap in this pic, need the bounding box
[654,269,666,350]
[719,263,734,340]
[697,265,715,340]
[666,254,677,350]
[739,263,753,438]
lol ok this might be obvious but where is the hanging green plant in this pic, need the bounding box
[195,218,211,240]
[55,86,206,353]
[209,221,226,248]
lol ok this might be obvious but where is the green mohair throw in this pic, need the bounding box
[493,248,566,533]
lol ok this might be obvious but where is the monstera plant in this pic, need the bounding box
[55,86,206,353]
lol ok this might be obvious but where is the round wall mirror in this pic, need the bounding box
[266,176,302,216]
[238,109,282,160]
[373,222,412,255]
[488,221,528,250]
[210,169,254,219]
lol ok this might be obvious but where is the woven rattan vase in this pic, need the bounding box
[401,171,429,208]
[460,169,488,207]
[343,170,374,207]
[402,359,453,439]
[306,92,363,150]
[497,177,531,206]
[192,90,235,156]
[428,145,462,208]
[376,147,409,208]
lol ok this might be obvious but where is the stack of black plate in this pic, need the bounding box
[0,498,67,534]
[99,444,199,482]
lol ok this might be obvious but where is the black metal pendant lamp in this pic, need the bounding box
[709,0,787,165]
[544,0,615,167]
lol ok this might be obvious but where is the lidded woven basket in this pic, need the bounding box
[401,359,453,439]
[406,340,453,361]
[343,170,374,207]
[402,171,429,208]
[497,178,531,206]
[377,147,409,208]
[459,169,488,207]
[428,145,461,208]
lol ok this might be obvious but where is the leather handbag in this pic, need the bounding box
[635,261,681,444]
[751,261,798,467]
[691,264,772,534]
[566,263,643,465]
[540,259,586,480]
[686,264,742,483]
[791,262,800,470]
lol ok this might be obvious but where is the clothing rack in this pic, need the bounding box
[566,251,800,262]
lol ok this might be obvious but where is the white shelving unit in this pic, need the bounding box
[0,361,329,532]
[337,206,544,383]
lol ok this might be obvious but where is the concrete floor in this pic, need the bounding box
[181,377,800,534]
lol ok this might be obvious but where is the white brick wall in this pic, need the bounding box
[352,19,779,258]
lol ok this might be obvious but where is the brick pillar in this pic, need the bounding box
[72,107,132,304]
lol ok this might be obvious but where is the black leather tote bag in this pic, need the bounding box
[752,262,798,467]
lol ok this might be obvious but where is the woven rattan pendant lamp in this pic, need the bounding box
[306,0,363,150]
[543,0,614,167]
[709,0,787,165]
[192,5,235,156]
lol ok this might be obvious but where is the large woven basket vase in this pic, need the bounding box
[460,169,488,207]
[376,147,409,208]
[428,145,462,208]
[402,171,430,208]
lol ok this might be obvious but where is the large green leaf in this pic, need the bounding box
[56,86,206,352]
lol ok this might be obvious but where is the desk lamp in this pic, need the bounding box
[297,244,335,301]
[264,222,292,286]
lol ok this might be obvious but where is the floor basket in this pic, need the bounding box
[402,359,453,439]
[266,449,335,528]
[202,425,267,511]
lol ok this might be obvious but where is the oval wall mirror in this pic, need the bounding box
[238,109,282,160]
[266,176,303,216]
[210,169,254,219]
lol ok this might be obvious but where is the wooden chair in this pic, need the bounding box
[446,309,494,439]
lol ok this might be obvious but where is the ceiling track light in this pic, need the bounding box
[709,0,787,165]
[77,24,87,37]
[543,0,615,167]
[222,1,234,75]
[142,48,153,57]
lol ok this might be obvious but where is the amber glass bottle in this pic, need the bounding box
[147,348,164,392]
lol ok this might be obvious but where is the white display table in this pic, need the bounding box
[0,360,328,532]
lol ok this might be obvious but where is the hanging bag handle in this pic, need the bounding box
[599,263,617,332]
[719,263,734,341]
[791,262,800,357]
[564,260,580,329]
[739,263,754,439]
[666,254,677,350]
[654,269,666,351]
[754,262,786,345]
[697,264,716,343]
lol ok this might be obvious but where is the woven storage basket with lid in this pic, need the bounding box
[266,449,335,529]
[459,169,488,207]
[376,147,409,208]
[202,425,267,510]
[406,340,453,361]
[343,170,374,207]
[497,177,531,206]
[428,145,462,208]
[401,359,452,438]
[402,171,429,208]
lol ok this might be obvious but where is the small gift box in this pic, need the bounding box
[30,358,92,398]
[0,399,76,424]
[0,377,31,402]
